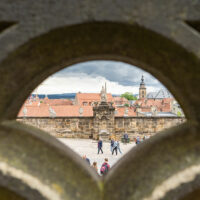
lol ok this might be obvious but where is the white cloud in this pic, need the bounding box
[32,61,169,95]
[34,74,162,94]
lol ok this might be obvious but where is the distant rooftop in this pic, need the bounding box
[139,112,177,117]
[147,89,172,99]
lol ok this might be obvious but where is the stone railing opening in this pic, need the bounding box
[16,60,186,174]
[0,6,199,198]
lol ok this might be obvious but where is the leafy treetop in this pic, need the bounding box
[121,92,137,100]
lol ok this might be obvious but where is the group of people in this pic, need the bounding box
[110,139,122,155]
[97,139,122,155]
[82,135,151,175]
[134,135,150,144]
[82,155,110,176]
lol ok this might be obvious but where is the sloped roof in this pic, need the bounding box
[43,98,73,106]
[115,107,137,117]
[113,97,128,101]
[18,105,93,117]
[18,104,138,117]
[76,93,113,100]
[134,98,173,112]
[139,112,177,117]
[75,93,114,105]
[147,89,172,99]
[146,92,157,99]
[113,97,129,104]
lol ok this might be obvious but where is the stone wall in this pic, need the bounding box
[17,117,94,139]
[115,117,185,140]
[17,116,185,140]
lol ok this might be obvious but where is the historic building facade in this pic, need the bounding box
[17,115,184,140]
[17,81,185,140]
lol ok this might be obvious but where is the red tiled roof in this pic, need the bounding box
[114,97,128,101]
[18,105,50,117]
[115,107,137,117]
[75,93,114,105]
[18,96,173,118]
[18,104,137,117]
[114,97,129,105]
[23,98,73,107]
[134,98,173,112]
[18,105,93,117]
[43,98,73,106]
[52,106,93,117]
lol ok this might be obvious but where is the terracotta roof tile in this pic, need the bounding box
[135,98,173,112]
[18,105,93,117]
[18,96,173,117]
[114,97,129,105]
[75,93,114,105]
[115,107,137,117]
[43,99,73,106]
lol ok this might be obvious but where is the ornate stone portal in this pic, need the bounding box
[93,85,115,141]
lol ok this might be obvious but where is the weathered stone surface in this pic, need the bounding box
[17,116,185,140]
[0,22,199,125]
[93,101,115,140]
[0,121,101,200]
[105,123,200,200]
[0,0,199,199]
[0,186,26,200]
[0,0,200,61]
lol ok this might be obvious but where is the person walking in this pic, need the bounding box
[110,139,114,153]
[97,139,103,154]
[92,162,98,172]
[116,140,122,154]
[112,140,118,155]
[100,158,110,175]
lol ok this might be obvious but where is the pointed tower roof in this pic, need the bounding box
[140,75,145,85]
[140,75,146,88]
[100,85,107,102]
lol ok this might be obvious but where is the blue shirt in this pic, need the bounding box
[98,140,102,148]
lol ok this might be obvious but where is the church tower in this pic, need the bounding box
[139,75,146,99]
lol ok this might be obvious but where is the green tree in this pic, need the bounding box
[177,111,182,117]
[121,92,137,100]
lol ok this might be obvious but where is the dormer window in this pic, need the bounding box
[83,102,88,106]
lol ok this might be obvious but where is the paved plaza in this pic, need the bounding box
[58,138,136,174]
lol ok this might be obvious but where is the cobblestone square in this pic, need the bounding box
[58,138,136,174]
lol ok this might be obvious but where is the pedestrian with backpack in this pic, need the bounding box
[100,158,110,175]
[97,139,103,154]
[112,140,118,155]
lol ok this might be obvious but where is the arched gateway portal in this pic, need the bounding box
[0,1,199,200]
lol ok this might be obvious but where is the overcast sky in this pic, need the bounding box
[35,60,167,94]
